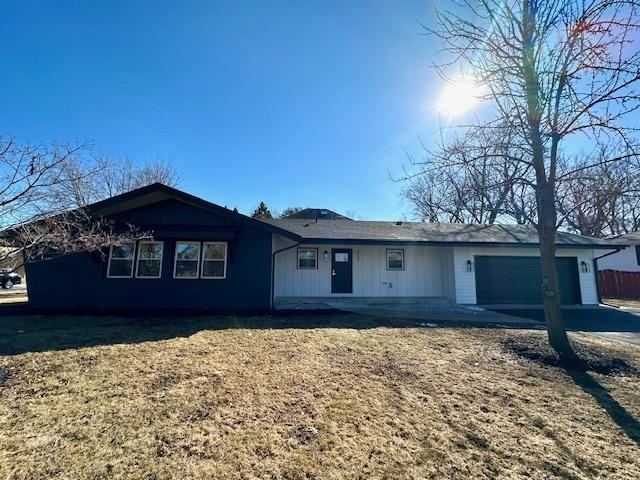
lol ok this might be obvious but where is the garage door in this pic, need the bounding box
[475,256,582,305]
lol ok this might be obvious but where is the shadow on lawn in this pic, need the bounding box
[502,336,640,447]
[568,370,640,447]
[0,310,431,356]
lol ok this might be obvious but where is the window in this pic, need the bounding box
[202,242,227,279]
[174,241,201,278]
[136,241,164,278]
[386,249,404,270]
[297,248,318,269]
[334,252,349,262]
[636,245,640,266]
[107,242,136,278]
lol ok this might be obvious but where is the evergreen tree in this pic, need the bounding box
[251,201,273,219]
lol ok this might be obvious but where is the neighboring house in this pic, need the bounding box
[23,183,620,312]
[596,232,640,298]
[283,208,351,220]
[598,232,640,272]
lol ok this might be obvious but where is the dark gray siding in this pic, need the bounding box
[25,200,273,312]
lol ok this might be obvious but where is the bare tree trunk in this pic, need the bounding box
[536,180,579,364]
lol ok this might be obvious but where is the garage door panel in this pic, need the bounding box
[475,256,581,305]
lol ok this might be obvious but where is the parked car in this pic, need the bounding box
[0,268,22,289]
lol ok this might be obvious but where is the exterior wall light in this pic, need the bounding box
[466,260,473,272]
[323,250,329,262]
[581,261,589,273]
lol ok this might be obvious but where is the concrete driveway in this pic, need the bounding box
[489,306,640,346]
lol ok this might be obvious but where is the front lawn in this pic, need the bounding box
[1,314,639,479]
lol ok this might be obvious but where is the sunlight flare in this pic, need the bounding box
[436,76,483,116]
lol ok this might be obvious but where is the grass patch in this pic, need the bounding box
[1,314,640,479]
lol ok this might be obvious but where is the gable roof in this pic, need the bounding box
[86,183,300,239]
[263,218,622,249]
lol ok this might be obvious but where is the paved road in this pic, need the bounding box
[491,306,640,346]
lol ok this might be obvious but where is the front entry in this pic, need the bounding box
[331,248,353,294]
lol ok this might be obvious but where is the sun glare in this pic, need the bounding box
[436,77,482,116]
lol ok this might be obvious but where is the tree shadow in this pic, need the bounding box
[0,310,430,356]
[566,369,640,447]
[502,335,640,447]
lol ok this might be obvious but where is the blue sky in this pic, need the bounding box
[1,1,446,220]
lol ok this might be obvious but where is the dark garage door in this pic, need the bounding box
[475,256,582,305]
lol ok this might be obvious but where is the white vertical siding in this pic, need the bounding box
[273,235,602,305]
[452,247,600,305]
[453,248,477,304]
[274,242,455,298]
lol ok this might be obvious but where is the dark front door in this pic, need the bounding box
[331,248,353,294]
[475,256,582,305]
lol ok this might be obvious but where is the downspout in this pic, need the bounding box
[592,247,624,305]
[271,239,301,310]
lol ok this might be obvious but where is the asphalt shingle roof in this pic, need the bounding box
[263,219,620,248]
[606,232,640,245]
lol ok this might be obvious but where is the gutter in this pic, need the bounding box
[270,239,301,310]
[592,246,625,304]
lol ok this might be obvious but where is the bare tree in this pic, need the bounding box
[416,0,640,363]
[402,125,535,224]
[51,154,181,209]
[557,147,640,236]
[0,136,169,268]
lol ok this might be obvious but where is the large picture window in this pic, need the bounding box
[107,242,136,278]
[297,248,318,269]
[386,249,404,271]
[174,241,201,279]
[136,241,164,278]
[202,242,227,279]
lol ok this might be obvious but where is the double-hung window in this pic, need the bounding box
[174,241,201,279]
[386,249,404,271]
[297,248,318,269]
[136,241,164,278]
[107,242,136,278]
[202,242,227,279]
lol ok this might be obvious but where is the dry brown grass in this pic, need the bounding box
[605,298,640,309]
[1,314,639,479]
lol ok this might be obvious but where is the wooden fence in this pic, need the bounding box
[598,269,640,299]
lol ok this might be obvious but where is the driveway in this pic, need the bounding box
[489,306,640,346]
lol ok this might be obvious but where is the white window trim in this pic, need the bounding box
[297,248,318,269]
[135,241,164,279]
[107,242,136,278]
[201,241,228,279]
[386,248,405,271]
[173,241,201,279]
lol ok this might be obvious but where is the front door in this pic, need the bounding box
[331,248,353,294]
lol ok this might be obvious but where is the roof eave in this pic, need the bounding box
[296,238,621,249]
[86,183,301,240]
